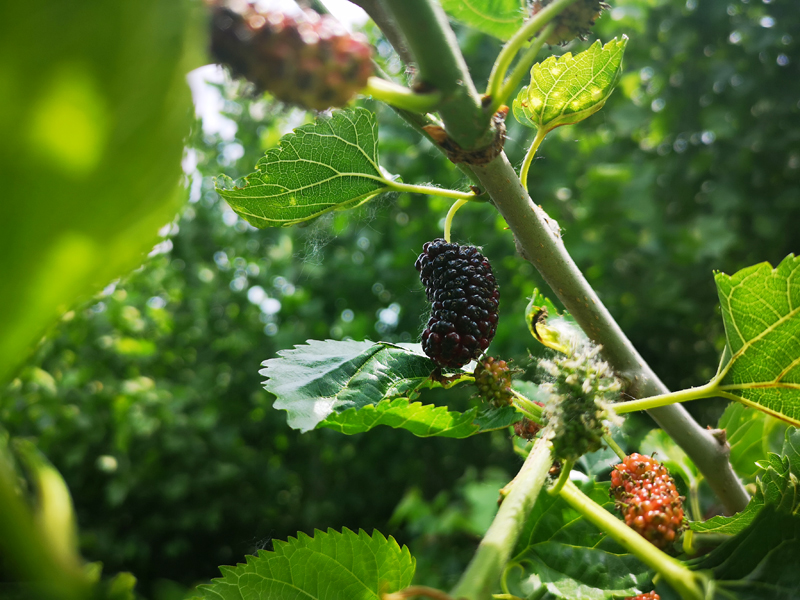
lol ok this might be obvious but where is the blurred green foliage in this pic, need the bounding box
[1,0,799,596]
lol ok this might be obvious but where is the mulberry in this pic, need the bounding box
[530,0,609,46]
[610,453,686,550]
[415,239,499,368]
[210,2,373,110]
[513,417,541,440]
[474,357,513,407]
[625,593,660,600]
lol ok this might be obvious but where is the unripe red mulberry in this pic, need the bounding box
[415,239,499,368]
[530,0,609,46]
[610,453,686,550]
[625,592,660,600]
[474,357,513,407]
[513,417,541,439]
[210,2,373,110]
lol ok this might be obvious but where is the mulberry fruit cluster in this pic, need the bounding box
[513,417,541,440]
[625,593,660,600]
[539,344,621,462]
[210,2,373,110]
[474,357,513,407]
[611,453,686,550]
[530,0,609,46]
[415,239,499,368]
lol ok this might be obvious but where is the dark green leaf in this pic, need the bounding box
[713,255,800,426]
[513,38,627,134]
[692,428,800,535]
[687,506,800,599]
[472,405,522,432]
[510,479,651,599]
[439,0,525,40]
[197,528,415,600]
[216,108,391,228]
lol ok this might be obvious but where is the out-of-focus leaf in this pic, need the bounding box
[513,38,627,134]
[718,402,787,480]
[640,428,699,488]
[216,108,391,228]
[510,478,651,599]
[439,0,525,40]
[713,255,800,426]
[197,528,414,600]
[0,0,198,384]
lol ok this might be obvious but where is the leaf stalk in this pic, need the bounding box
[363,77,442,113]
[613,381,720,414]
[485,0,581,109]
[493,23,556,115]
[519,128,548,192]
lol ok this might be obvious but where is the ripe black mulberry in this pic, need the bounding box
[210,2,373,110]
[415,239,499,368]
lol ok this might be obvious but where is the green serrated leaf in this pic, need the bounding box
[513,37,628,134]
[473,405,522,432]
[439,0,525,40]
[510,479,651,599]
[320,397,480,438]
[692,428,800,535]
[713,255,800,426]
[262,339,444,433]
[197,528,415,600]
[718,402,788,481]
[216,108,391,228]
[686,506,800,599]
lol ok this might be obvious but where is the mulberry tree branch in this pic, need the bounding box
[379,0,749,514]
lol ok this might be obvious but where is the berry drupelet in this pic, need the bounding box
[210,2,373,110]
[474,357,513,407]
[415,239,499,368]
[610,453,686,550]
[625,592,660,600]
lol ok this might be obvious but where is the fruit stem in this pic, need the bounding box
[363,76,442,113]
[558,480,705,600]
[386,180,477,201]
[547,459,573,495]
[519,128,547,192]
[450,438,553,600]
[492,23,556,115]
[603,432,627,461]
[509,389,544,423]
[612,381,720,415]
[444,199,470,242]
[485,0,581,110]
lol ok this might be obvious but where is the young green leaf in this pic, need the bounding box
[713,255,800,426]
[509,479,651,599]
[513,37,627,134]
[439,0,525,41]
[197,528,415,600]
[216,108,391,227]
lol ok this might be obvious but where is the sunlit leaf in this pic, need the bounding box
[197,528,415,600]
[713,255,800,426]
[513,37,627,134]
[439,0,525,40]
[216,108,391,227]
[525,288,582,353]
[509,478,651,599]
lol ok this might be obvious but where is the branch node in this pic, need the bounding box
[423,107,508,165]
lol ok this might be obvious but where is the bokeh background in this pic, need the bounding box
[1,0,798,597]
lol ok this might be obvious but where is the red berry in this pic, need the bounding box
[625,592,660,600]
[610,454,685,550]
[210,2,373,110]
